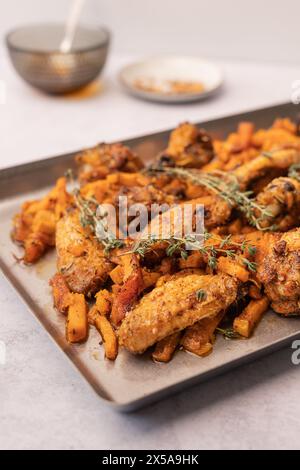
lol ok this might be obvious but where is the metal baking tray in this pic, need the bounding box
[1,101,300,412]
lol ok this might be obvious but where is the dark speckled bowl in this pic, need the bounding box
[6,23,110,94]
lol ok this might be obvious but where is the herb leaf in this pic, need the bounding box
[288,163,300,182]
[66,170,125,255]
[127,232,257,273]
[145,166,275,231]
[216,327,241,339]
[196,289,207,301]
[241,258,257,272]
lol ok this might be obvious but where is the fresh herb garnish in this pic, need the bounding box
[262,152,274,159]
[66,169,125,255]
[75,191,124,254]
[288,163,300,182]
[196,289,207,301]
[145,166,274,231]
[247,245,257,256]
[65,169,258,269]
[216,327,241,339]
[127,232,257,272]
[242,258,257,272]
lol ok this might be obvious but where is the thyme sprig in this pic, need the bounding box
[288,163,300,182]
[216,327,241,340]
[146,166,273,231]
[128,232,257,272]
[74,191,124,254]
[196,289,207,301]
[65,169,124,254]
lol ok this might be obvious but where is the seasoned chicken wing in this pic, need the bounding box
[135,194,231,248]
[118,272,238,354]
[116,183,179,213]
[56,210,114,296]
[254,176,300,231]
[76,143,144,183]
[233,148,300,188]
[257,229,300,315]
[160,122,214,169]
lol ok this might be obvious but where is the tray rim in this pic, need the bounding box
[1,100,300,412]
[0,100,293,177]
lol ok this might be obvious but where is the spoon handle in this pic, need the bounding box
[60,0,86,53]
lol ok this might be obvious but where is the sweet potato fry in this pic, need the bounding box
[249,284,263,300]
[12,213,30,244]
[233,296,269,338]
[217,256,249,282]
[237,121,254,149]
[66,294,88,343]
[142,270,161,289]
[55,177,73,220]
[23,232,53,264]
[111,255,144,325]
[227,218,243,235]
[94,314,118,360]
[12,177,71,264]
[50,273,71,314]
[88,305,99,325]
[109,265,124,285]
[152,332,181,363]
[181,311,225,357]
[179,251,203,269]
[120,253,134,280]
[95,289,112,316]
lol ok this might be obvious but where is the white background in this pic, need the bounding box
[0,0,299,63]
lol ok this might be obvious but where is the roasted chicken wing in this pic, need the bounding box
[118,272,238,354]
[161,122,214,169]
[255,176,300,230]
[76,143,144,183]
[56,210,114,296]
[234,148,300,188]
[257,229,300,315]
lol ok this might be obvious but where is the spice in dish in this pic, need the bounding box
[133,77,205,95]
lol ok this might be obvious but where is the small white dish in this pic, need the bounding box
[119,56,223,104]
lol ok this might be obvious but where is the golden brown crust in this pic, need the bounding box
[234,148,300,188]
[257,229,300,315]
[255,177,300,231]
[164,123,214,168]
[77,143,144,183]
[56,211,114,296]
[118,273,238,354]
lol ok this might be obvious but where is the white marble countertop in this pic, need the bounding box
[1,51,300,450]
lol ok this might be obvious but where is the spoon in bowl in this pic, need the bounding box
[60,0,87,53]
